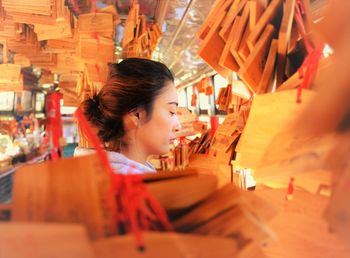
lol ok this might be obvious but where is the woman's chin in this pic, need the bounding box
[158,145,170,155]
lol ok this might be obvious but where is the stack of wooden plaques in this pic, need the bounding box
[59,73,82,107]
[2,0,66,25]
[5,25,41,57]
[235,89,317,171]
[0,40,23,91]
[77,12,115,63]
[9,154,117,240]
[83,62,108,96]
[0,63,23,91]
[175,107,199,138]
[75,7,118,100]
[122,2,162,59]
[90,170,276,257]
[210,112,243,165]
[44,29,78,54]
[28,53,58,70]
[53,53,84,74]
[286,1,350,246]
[216,83,233,111]
[3,152,276,257]
[33,6,73,41]
[233,86,337,194]
[148,171,276,255]
[0,0,117,106]
[198,0,318,94]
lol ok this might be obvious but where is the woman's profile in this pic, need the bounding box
[74,58,181,174]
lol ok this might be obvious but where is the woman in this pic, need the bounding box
[74,58,181,174]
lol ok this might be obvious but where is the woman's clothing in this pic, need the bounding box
[74,147,156,174]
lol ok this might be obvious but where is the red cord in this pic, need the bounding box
[296,45,323,103]
[294,0,324,103]
[74,108,118,233]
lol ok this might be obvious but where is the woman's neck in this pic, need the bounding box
[119,143,148,165]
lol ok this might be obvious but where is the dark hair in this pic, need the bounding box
[81,58,174,144]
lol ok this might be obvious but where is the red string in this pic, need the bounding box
[122,174,145,249]
[296,44,323,103]
[74,108,118,234]
[117,169,173,250]
[294,0,324,103]
[75,108,173,249]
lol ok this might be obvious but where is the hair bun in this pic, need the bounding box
[81,94,103,128]
[91,94,100,107]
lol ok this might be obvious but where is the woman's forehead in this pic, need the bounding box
[157,82,178,102]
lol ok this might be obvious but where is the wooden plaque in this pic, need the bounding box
[246,0,282,51]
[11,154,117,240]
[239,24,275,93]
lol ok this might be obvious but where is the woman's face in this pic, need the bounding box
[137,82,181,156]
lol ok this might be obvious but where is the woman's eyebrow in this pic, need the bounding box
[168,101,178,106]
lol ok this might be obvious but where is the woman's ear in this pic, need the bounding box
[124,109,147,130]
[123,112,139,130]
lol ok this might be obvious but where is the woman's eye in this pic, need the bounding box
[170,111,176,116]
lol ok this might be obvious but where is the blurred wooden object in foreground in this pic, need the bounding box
[0,222,95,258]
[257,186,350,258]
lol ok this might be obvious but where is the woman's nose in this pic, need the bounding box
[173,116,181,132]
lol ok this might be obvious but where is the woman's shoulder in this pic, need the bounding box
[107,152,156,174]
[73,146,96,157]
[73,147,156,174]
